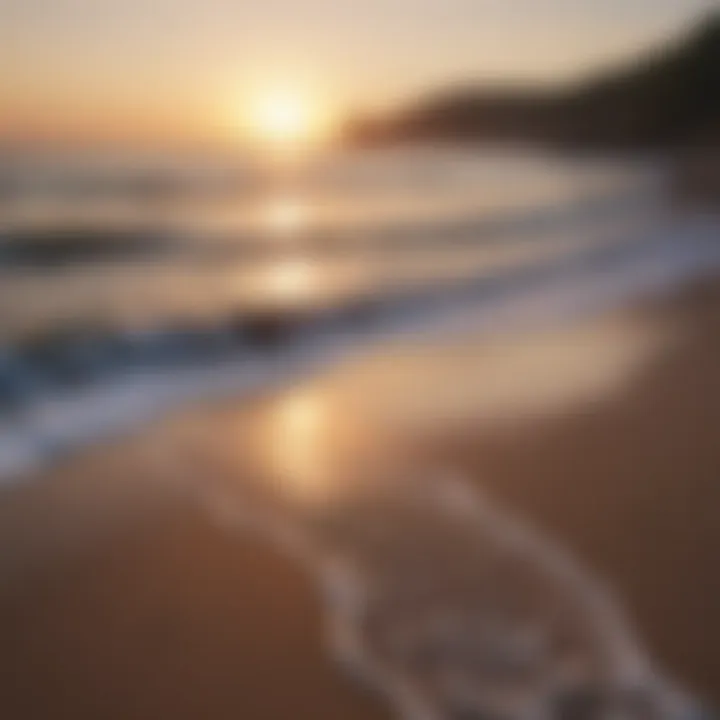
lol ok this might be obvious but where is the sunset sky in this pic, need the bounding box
[1,0,714,148]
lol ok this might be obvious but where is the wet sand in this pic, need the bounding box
[0,448,391,720]
[1,278,719,719]
[435,282,720,705]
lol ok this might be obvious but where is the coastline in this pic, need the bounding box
[1,274,719,718]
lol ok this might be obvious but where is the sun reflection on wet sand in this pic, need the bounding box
[262,388,335,503]
[241,381,394,508]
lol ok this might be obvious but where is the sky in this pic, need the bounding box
[1,0,715,147]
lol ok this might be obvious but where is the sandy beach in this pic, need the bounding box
[1,276,719,719]
[2,1,718,717]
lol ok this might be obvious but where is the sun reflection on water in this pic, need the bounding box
[264,257,316,304]
[262,197,310,239]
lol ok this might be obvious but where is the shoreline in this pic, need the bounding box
[2,207,719,487]
[1,274,719,718]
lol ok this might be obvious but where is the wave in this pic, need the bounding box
[0,214,718,484]
[0,226,174,269]
[0,181,657,270]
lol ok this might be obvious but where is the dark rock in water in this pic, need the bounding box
[241,312,305,350]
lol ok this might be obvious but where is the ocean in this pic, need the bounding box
[0,145,717,480]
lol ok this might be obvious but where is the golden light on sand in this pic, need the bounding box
[242,88,335,148]
[257,383,383,506]
[267,389,331,503]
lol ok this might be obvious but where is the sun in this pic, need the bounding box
[243,88,333,147]
[255,92,312,142]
